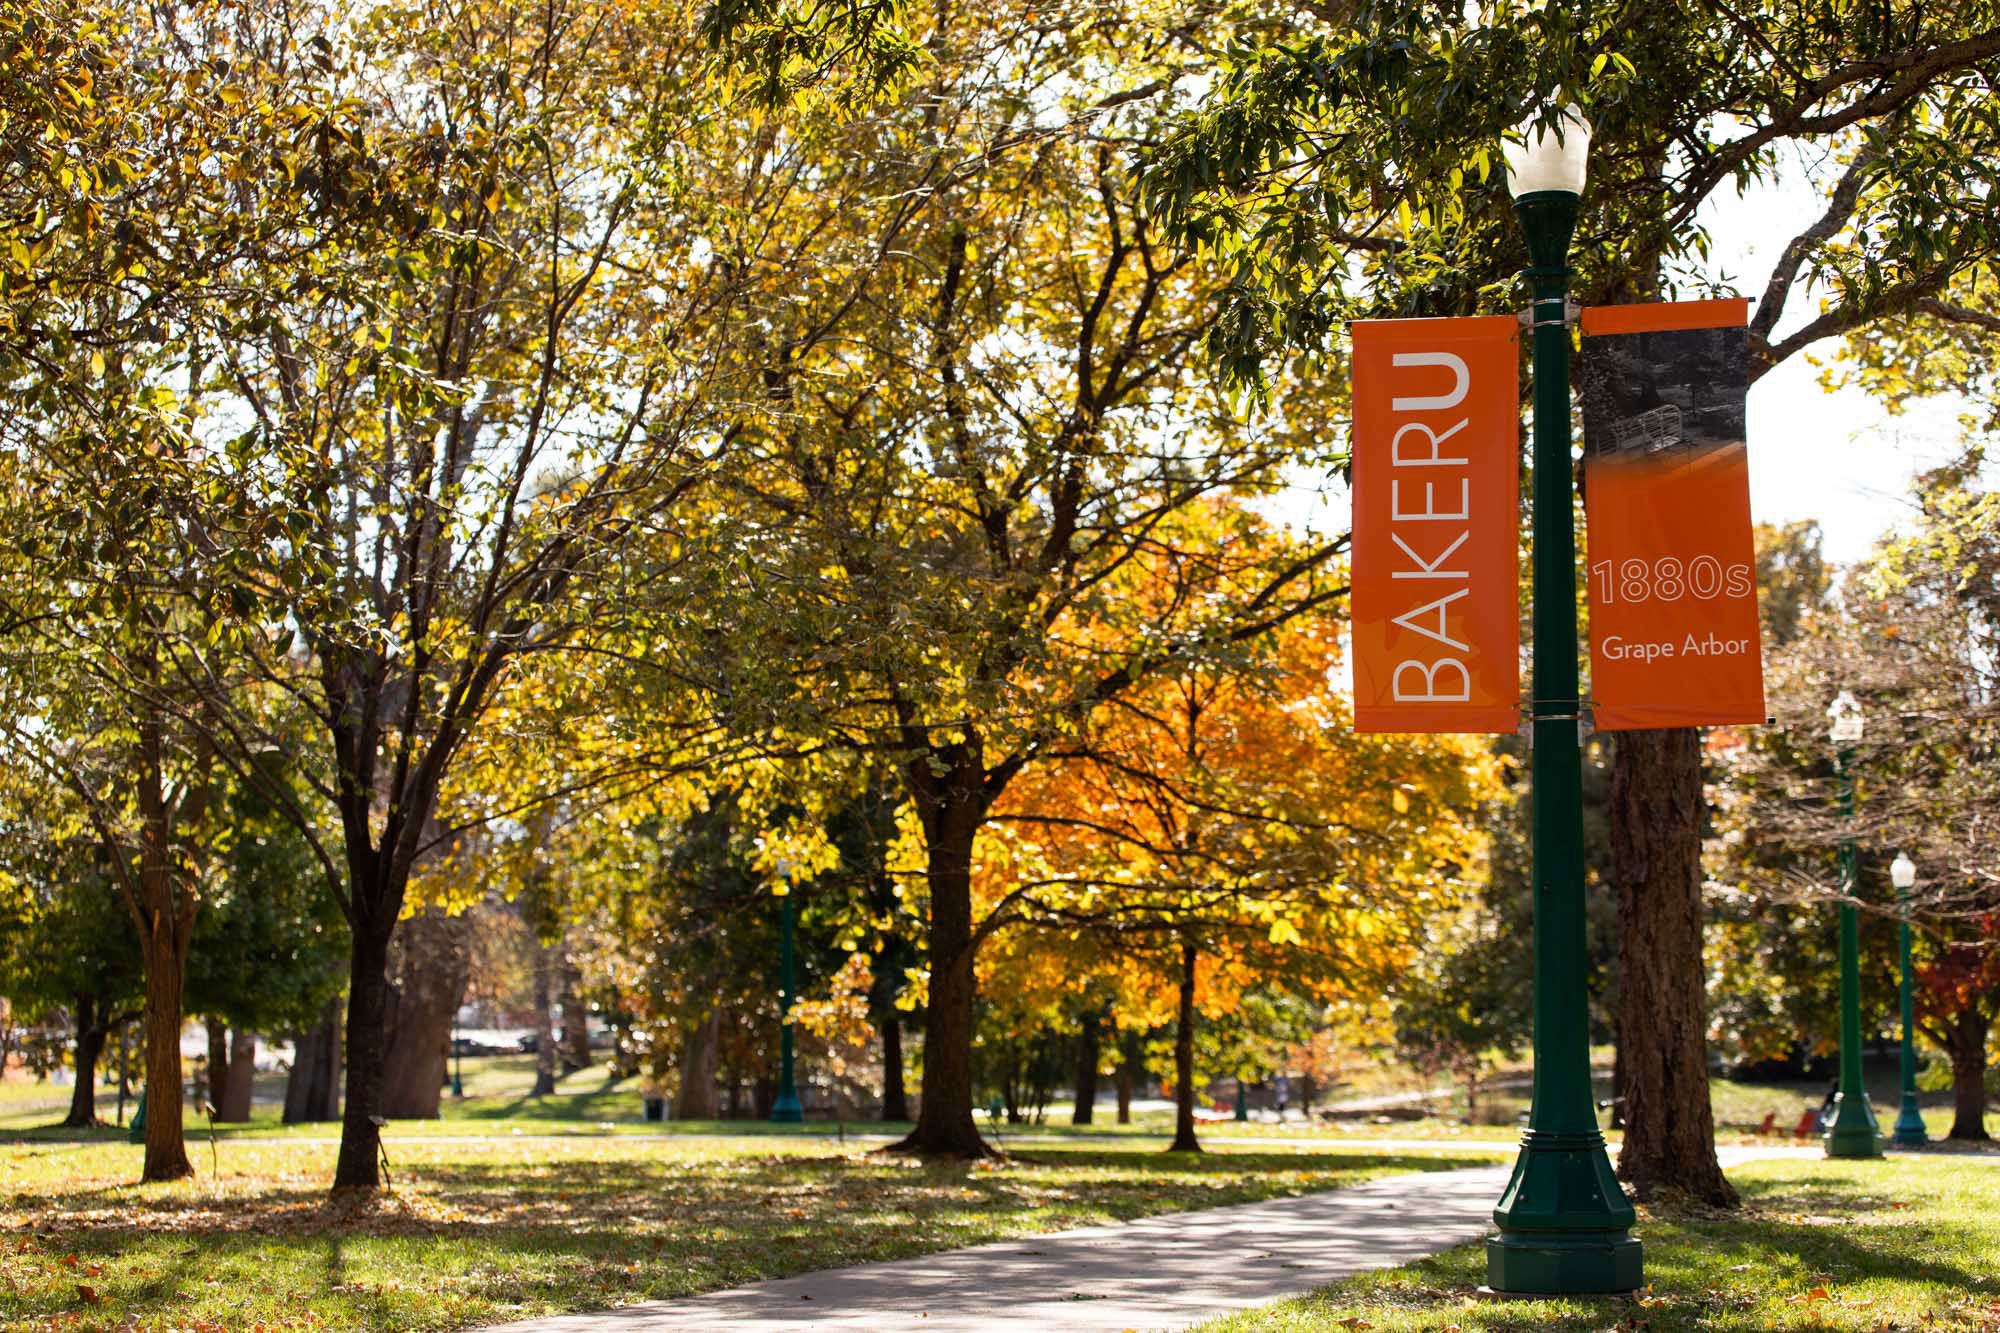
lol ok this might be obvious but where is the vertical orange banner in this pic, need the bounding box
[1578,298,1764,731]
[1350,316,1520,733]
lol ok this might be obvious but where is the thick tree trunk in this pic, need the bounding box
[879,1012,909,1121]
[205,1017,229,1111]
[1072,1008,1101,1125]
[381,909,469,1118]
[332,928,392,1191]
[63,995,106,1129]
[1169,940,1201,1153]
[138,922,193,1181]
[217,1027,255,1122]
[1610,727,1736,1205]
[530,935,558,1097]
[675,1010,720,1119]
[893,803,992,1158]
[1116,1061,1133,1125]
[1946,1010,1991,1141]
[284,995,342,1124]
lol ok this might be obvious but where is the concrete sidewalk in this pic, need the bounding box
[478,1164,1512,1333]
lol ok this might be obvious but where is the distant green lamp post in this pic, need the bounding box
[1889,851,1928,1147]
[771,862,805,1124]
[1825,692,1882,1159]
[1486,107,1642,1297]
[452,1011,464,1098]
[1235,1077,1249,1123]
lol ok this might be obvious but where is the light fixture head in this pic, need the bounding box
[1503,106,1592,198]
[1890,852,1916,891]
[1827,690,1865,744]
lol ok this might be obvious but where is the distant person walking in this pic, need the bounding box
[1273,1074,1291,1122]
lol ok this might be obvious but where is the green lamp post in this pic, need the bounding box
[1889,850,1928,1147]
[1486,107,1641,1296]
[771,863,805,1124]
[1235,1077,1249,1122]
[1824,691,1882,1159]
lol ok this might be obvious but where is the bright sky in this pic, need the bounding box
[1710,164,1980,567]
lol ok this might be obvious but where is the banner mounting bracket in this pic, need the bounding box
[1517,299,1581,330]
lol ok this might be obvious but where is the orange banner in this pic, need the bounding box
[1350,316,1520,733]
[1578,298,1764,731]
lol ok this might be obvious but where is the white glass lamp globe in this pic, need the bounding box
[1890,852,1916,891]
[1503,107,1592,197]
[1827,690,1865,744]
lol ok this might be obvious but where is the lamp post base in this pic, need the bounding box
[1824,1094,1883,1159]
[1891,1098,1928,1148]
[1486,1234,1643,1296]
[769,1093,804,1124]
[1487,1131,1641,1295]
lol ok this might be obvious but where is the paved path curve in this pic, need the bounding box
[477,1165,1513,1333]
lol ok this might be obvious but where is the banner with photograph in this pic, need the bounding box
[1578,298,1765,731]
[1350,315,1520,734]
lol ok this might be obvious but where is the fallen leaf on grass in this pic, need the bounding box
[76,1284,99,1304]
[1336,1320,1372,1330]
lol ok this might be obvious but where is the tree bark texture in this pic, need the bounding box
[1072,1008,1100,1124]
[560,949,591,1073]
[1169,939,1201,1153]
[675,1010,720,1119]
[1610,727,1737,1206]
[531,933,558,1097]
[381,907,470,1118]
[332,928,392,1191]
[894,798,993,1157]
[284,995,342,1124]
[205,1017,228,1110]
[1946,1008,1992,1141]
[64,995,108,1129]
[217,1027,255,1122]
[139,919,193,1181]
[879,1012,909,1121]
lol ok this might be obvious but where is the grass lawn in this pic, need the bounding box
[1200,1156,2000,1332]
[0,1135,1496,1330]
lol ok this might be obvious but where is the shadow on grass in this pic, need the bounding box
[5,1146,1487,1327]
[1224,1166,1995,1333]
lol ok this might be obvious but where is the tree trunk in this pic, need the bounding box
[530,934,558,1097]
[1946,1009,1991,1141]
[1115,1058,1134,1125]
[332,927,392,1192]
[1169,939,1201,1153]
[1072,1008,1101,1125]
[63,995,106,1129]
[138,919,193,1181]
[381,908,469,1118]
[116,1022,131,1127]
[880,1012,909,1121]
[1610,727,1736,1206]
[218,1027,255,1122]
[560,949,591,1073]
[205,1017,229,1112]
[1609,1016,1627,1130]
[892,794,992,1158]
[284,995,342,1124]
[675,1010,720,1119]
